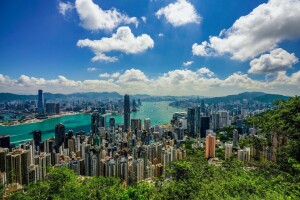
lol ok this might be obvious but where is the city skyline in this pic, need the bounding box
[1,0,300,96]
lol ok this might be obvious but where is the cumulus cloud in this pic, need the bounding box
[77,26,154,62]
[75,0,138,31]
[58,1,74,16]
[182,61,193,67]
[248,48,298,74]
[197,67,214,77]
[192,0,300,61]
[158,33,164,37]
[1,67,300,96]
[87,67,97,72]
[156,0,201,26]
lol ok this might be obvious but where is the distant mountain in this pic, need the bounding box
[0,92,122,102]
[169,92,290,108]
[202,92,289,104]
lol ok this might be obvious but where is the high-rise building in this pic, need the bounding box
[55,123,65,151]
[32,130,42,151]
[144,118,151,131]
[205,134,216,159]
[187,108,196,138]
[37,89,44,115]
[91,111,100,135]
[233,129,239,148]
[0,135,10,148]
[200,117,210,138]
[124,94,130,132]
[131,119,142,133]
[45,103,56,115]
[200,99,205,114]
[212,113,220,130]
[55,103,60,114]
[225,143,233,159]
[219,111,229,128]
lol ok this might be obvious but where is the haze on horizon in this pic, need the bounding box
[0,0,300,96]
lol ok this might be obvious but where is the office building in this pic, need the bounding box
[91,111,100,135]
[45,103,56,115]
[144,118,151,131]
[233,129,239,148]
[205,134,216,159]
[187,108,196,138]
[124,94,130,132]
[219,111,229,128]
[37,89,44,115]
[0,135,10,148]
[55,123,65,150]
[131,119,142,133]
[32,130,42,151]
[200,117,210,138]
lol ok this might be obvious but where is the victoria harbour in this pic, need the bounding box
[0,101,184,144]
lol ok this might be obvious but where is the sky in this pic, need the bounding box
[0,0,300,96]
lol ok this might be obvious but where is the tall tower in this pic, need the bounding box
[91,111,100,135]
[55,123,65,150]
[205,134,216,159]
[200,117,210,138]
[124,94,130,132]
[32,130,42,151]
[38,89,44,115]
[187,108,196,138]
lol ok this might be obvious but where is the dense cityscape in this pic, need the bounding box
[0,89,289,197]
[1,0,300,199]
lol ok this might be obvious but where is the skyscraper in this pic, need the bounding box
[32,130,42,151]
[200,117,210,138]
[187,108,196,138]
[38,89,44,115]
[55,123,65,151]
[0,135,10,148]
[131,119,142,135]
[205,134,216,159]
[91,111,100,135]
[124,94,130,132]
[144,118,151,131]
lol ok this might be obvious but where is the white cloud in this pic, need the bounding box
[197,67,214,77]
[248,48,298,74]
[2,67,300,96]
[75,0,138,31]
[182,61,193,67]
[77,26,154,62]
[158,33,164,37]
[141,16,147,23]
[156,0,201,27]
[192,0,300,61]
[99,72,121,79]
[58,1,74,16]
[99,73,110,78]
[87,67,97,72]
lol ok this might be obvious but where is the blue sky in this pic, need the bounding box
[0,0,300,96]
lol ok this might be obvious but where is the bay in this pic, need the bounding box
[0,101,185,144]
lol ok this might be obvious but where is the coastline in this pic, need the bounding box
[0,112,82,127]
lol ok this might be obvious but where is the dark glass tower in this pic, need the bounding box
[55,123,65,151]
[32,130,42,151]
[0,135,10,148]
[91,111,100,135]
[38,89,44,115]
[187,108,196,138]
[124,94,130,132]
[200,117,210,138]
